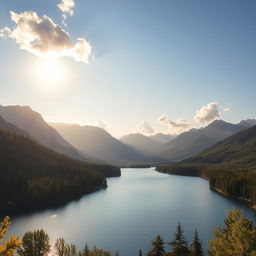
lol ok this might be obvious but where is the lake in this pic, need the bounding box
[8,168,256,255]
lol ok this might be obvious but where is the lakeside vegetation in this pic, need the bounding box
[1,209,256,256]
[157,126,256,207]
[0,128,120,213]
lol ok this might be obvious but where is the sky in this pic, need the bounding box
[0,0,255,138]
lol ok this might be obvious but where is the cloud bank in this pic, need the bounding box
[1,11,91,63]
[193,102,220,124]
[136,121,155,135]
[158,115,192,134]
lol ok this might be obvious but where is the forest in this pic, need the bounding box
[1,208,256,256]
[0,128,120,213]
[156,125,256,207]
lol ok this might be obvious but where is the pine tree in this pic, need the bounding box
[208,208,256,256]
[55,238,66,256]
[18,229,50,256]
[147,235,165,256]
[168,222,189,256]
[190,230,203,256]
[0,216,22,256]
[138,249,143,256]
[81,244,90,256]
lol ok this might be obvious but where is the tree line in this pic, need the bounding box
[0,128,120,213]
[1,208,256,256]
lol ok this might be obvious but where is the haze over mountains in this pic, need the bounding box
[50,123,154,165]
[0,104,256,166]
[0,105,88,162]
[120,133,163,156]
[157,124,256,207]
[159,119,256,162]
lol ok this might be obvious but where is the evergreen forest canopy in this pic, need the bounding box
[0,128,120,213]
[1,208,256,256]
[156,125,256,207]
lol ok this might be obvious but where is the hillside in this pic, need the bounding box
[149,133,176,143]
[157,125,256,207]
[160,120,245,161]
[50,123,152,164]
[0,105,87,161]
[0,128,120,213]
[0,115,32,138]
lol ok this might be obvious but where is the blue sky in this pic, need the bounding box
[0,0,255,137]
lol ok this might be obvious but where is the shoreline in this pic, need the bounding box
[156,168,256,211]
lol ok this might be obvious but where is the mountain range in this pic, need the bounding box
[159,119,256,162]
[1,104,256,166]
[50,123,154,165]
[156,125,256,207]
[0,105,89,161]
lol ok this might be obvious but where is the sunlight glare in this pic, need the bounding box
[31,60,67,92]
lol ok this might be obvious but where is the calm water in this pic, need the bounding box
[8,168,256,255]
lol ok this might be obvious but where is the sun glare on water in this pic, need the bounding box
[31,60,68,92]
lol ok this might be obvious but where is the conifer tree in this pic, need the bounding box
[208,208,256,256]
[18,229,50,256]
[190,230,203,256]
[168,222,189,256]
[0,216,22,256]
[88,247,111,256]
[147,235,165,256]
[138,249,143,256]
[55,238,66,256]
[80,244,90,256]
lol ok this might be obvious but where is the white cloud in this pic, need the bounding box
[89,119,108,131]
[193,102,220,124]
[221,107,230,113]
[0,27,11,38]
[158,115,192,134]
[1,11,91,63]
[136,121,155,135]
[57,0,75,26]
[58,0,75,16]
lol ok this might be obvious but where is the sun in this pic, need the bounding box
[31,60,67,92]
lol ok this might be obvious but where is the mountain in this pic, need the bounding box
[0,105,88,161]
[149,133,176,143]
[120,133,163,156]
[49,123,150,164]
[183,125,256,166]
[157,125,256,207]
[0,115,32,138]
[0,127,120,213]
[160,120,245,162]
[237,119,256,128]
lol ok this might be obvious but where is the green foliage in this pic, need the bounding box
[208,208,256,256]
[157,126,256,206]
[190,230,203,256]
[0,217,22,256]
[2,209,256,256]
[18,230,50,256]
[147,235,165,256]
[168,222,189,256]
[55,238,66,256]
[88,247,111,256]
[80,244,90,256]
[0,128,120,212]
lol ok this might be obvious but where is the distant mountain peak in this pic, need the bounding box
[238,119,256,128]
[207,119,228,127]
